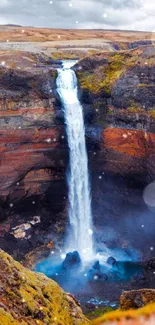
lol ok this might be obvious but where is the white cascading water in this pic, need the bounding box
[57,60,94,261]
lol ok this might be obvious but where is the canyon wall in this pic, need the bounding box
[0,47,155,260]
[74,46,155,259]
[0,51,69,259]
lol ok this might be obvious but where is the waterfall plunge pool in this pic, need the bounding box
[35,251,144,313]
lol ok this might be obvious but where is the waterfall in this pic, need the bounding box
[56,61,94,261]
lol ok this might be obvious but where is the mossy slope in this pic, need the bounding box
[0,250,90,325]
[76,51,138,95]
[92,303,155,324]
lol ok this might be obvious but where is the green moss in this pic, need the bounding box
[138,83,155,87]
[149,110,155,119]
[127,107,144,113]
[77,52,137,95]
[51,51,79,60]
[92,303,155,325]
[0,308,27,325]
[50,69,57,79]
[86,50,100,56]
[0,250,90,325]
[118,42,128,50]
[86,306,114,320]
[77,65,124,95]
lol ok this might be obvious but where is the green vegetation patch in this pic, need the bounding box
[76,52,137,95]
[92,303,155,325]
[86,306,115,320]
[0,250,90,325]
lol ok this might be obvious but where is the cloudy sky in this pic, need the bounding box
[0,0,155,31]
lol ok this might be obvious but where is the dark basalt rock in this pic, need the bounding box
[128,40,152,50]
[62,251,81,270]
[107,257,117,266]
[93,261,101,271]
[145,258,155,271]
[88,261,109,281]
[131,271,146,284]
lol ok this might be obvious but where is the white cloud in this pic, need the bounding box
[0,0,154,31]
[0,0,9,8]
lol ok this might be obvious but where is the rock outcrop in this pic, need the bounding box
[0,249,90,325]
[0,51,68,259]
[74,47,155,259]
[120,289,155,311]
[92,289,155,325]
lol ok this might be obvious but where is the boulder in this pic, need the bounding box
[120,289,155,311]
[62,251,81,270]
[107,257,117,266]
[145,257,155,271]
[93,261,101,271]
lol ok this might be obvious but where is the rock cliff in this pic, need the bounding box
[74,46,155,259]
[0,46,155,261]
[0,51,68,259]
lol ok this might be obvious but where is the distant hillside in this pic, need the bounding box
[4,24,22,27]
[0,25,154,43]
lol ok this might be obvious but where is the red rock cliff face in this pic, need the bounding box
[75,48,155,259]
[86,126,155,258]
[0,52,68,259]
[1,48,155,261]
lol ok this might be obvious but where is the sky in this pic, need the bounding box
[0,0,155,31]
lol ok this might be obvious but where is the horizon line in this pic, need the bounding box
[0,24,154,34]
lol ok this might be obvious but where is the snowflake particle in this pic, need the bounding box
[61,254,66,260]
[103,13,107,18]
[88,229,93,235]
[46,138,52,143]
[94,275,98,280]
